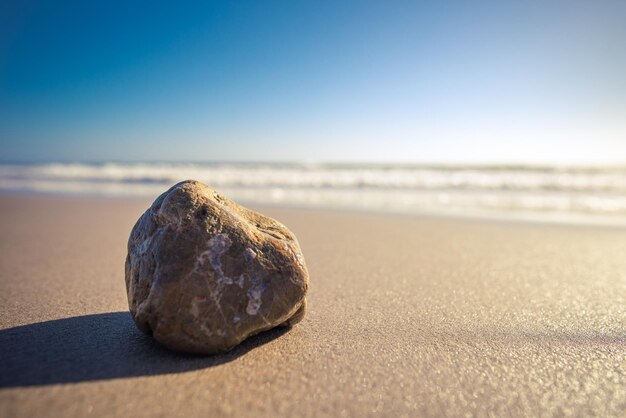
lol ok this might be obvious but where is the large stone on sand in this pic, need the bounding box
[125,180,309,354]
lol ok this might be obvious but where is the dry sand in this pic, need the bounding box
[0,195,625,417]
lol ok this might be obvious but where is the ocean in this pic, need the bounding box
[2,162,626,225]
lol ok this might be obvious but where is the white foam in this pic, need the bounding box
[2,162,626,192]
[2,162,626,225]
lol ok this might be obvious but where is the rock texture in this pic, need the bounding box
[125,180,308,354]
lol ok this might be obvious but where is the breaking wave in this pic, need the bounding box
[2,162,626,225]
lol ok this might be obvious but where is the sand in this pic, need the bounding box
[0,194,625,417]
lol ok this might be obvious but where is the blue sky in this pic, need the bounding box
[1,1,625,163]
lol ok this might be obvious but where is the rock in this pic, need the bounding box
[125,180,309,354]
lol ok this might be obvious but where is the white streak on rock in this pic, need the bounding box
[199,323,213,336]
[207,233,231,278]
[190,296,203,318]
[246,288,263,315]
[137,235,152,255]
[192,233,233,285]
[243,247,257,262]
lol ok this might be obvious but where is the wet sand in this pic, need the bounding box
[0,195,625,417]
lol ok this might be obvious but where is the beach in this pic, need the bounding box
[1,194,625,417]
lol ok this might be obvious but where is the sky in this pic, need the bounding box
[1,0,625,164]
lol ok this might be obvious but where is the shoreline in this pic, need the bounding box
[2,161,626,228]
[2,190,626,230]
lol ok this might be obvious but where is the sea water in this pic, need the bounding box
[1,162,626,225]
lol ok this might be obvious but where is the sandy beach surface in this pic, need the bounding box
[0,194,625,417]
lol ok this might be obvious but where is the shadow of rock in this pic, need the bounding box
[0,311,289,388]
